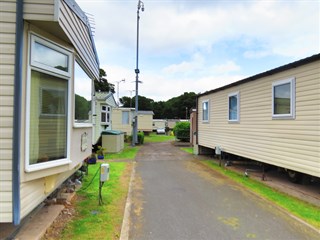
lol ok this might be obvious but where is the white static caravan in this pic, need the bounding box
[196,54,320,182]
[92,91,117,144]
[111,108,154,136]
[0,0,99,225]
[153,119,167,131]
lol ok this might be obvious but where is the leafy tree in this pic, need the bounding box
[120,96,133,107]
[164,92,197,119]
[119,91,197,119]
[94,68,115,93]
[120,95,154,110]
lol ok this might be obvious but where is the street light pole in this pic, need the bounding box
[116,79,125,106]
[129,90,135,108]
[132,0,144,146]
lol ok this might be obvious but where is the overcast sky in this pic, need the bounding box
[76,0,319,102]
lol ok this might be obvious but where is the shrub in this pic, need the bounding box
[130,131,145,145]
[138,131,145,144]
[173,122,190,142]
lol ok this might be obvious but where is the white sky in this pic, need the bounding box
[76,0,320,101]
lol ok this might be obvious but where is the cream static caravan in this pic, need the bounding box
[0,0,99,225]
[196,54,320,182]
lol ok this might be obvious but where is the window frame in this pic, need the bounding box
[202,100,209,123]
[74,59,93,127]
[272,78,296,119]
[30,34,72,77]
[101,105,111,125]
[228,91,240,123]
[25,33,73,172]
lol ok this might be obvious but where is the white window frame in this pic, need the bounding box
[228,91,240,122]
[25,33,72,172]
[272,78,295,119]
[30,34,72,77]
[202,100,209,123]
[101,105,111,125]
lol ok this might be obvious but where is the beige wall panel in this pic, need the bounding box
[0,106,13,117]
[70,127,92,169]
[0,170,12,181]
[0,213,12,223]
[0,2,15,12]
[23,1,55,21]
[198,60,320,177]
[0,75,14,85]
[0,139,12,149]
[0,33,15,44]
[0,150,12,161]
[20,180,45,219]
[0,95,14,106]
[20,169,76,219]
[0,12,16,22]
[0,85,14,96]
[0,65,14,75]
[0,192,12,203]
[0,202,12,212]
[0,22,16,33]
[58,1,99,79]
[0,44,15,54]
[0,159,12,171]
[0,117,13,128]
[0,181,12,191]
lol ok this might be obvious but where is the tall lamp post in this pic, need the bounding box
[116,79,125,106]
[132,0,144,146]
[129,90,135,107]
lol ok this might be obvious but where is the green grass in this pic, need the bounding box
[180,147,193,154]
[104,143,139,160]
[202,160,320,229]
[144,132,175,143]
[61,161,131,240]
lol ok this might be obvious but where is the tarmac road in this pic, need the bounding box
[128,141,319,240]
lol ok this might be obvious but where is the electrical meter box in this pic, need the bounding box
[215,146,221,155]
[100,163,109,182]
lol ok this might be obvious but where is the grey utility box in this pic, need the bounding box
[101,130,124,153]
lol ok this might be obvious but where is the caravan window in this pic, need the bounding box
[272,78,295,119]
[101,105,111,124]
[228,92,239,122]
[74,61,92,124]
[202,100,209,122]
[26,34,72,172]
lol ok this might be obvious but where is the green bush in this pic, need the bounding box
[138,131,144,144]
[173,122,190,142]
[130,131,145,145]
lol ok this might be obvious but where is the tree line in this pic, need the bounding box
[75,68,197,120]
[120,92,197,119]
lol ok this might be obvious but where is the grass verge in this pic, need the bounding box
[61,161,132,240]
[144,133,175,143]
[104,143,140,160]
[180,147,193,154]
[201,160,320,229]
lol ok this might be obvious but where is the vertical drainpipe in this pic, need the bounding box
[12,0,23,225]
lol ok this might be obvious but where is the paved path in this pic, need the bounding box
[129,142,319,240]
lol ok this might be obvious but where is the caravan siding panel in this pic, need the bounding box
[58,0,99,80]
[138,115,153,132]
[198,60,320,177]
[0,0,16,223]
[23,0,55,21]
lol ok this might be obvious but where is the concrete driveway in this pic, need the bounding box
[128,141,319,240]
